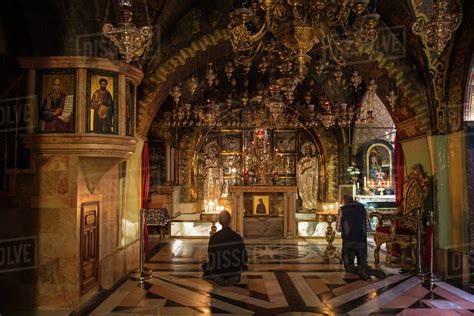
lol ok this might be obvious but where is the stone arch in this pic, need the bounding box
[444,4,474,132]
[138,28,433,142]
[353,21,432,139]
[137,26,437,205]
[137,29,230,136]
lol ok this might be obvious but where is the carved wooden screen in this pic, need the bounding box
[80,201,100,294]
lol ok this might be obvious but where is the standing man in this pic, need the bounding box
[90,78,114,133]
[336,195,385,280]
[202,210,248,286]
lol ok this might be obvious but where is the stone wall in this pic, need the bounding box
[0,153,139,312]
[0,154,79,310]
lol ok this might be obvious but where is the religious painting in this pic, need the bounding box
[37,69,76,133]
[221,133,242,153]
[275,154,296,177]
[252,195,270,216]
[338,184,355,204]
[125,79,135,136]
[86,71,118,134]
[365,142,393,188]
[274,131,297,153]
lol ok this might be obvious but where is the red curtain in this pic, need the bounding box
[394,135,404,207]
[392,135,404,257]
[141,141,150,260]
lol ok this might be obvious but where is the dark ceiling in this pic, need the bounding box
[0,0,472,95]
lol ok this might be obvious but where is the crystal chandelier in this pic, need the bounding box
[412,0,462,56]
[228,0,380,81]
[103,0,153,63]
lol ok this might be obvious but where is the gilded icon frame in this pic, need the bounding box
[252,195,270,216]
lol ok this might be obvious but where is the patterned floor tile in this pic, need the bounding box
[93,238,474,315]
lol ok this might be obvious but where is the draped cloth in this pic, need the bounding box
[141,141,151,261]
[394,135,404,207]
[392,135,404,257]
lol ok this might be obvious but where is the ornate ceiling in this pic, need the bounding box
[0,0,472,138]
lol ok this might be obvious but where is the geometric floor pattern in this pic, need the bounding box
[92,239,474,315]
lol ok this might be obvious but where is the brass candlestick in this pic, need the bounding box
[316,213,342,264]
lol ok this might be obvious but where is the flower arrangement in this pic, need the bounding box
[346,166,360,177]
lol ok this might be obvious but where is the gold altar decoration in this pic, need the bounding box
[369,164,429,267]
[412,0,462,57]
[242,128,278,185]
[103,0,153,63]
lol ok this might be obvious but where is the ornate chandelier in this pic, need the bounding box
[164,0,393,134]
[228,0,380,81]
[103,0,153,63]
[412,0,462,56]
[163,63,379,130]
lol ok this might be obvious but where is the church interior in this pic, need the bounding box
[0,0,474,314]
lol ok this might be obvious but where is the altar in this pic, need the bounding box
[229,186,297,239]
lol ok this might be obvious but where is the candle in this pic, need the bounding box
[364,176,367,188]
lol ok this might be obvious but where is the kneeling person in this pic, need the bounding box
[202,210,248,286]
[336,195,385,280]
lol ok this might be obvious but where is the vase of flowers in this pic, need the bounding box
[346,166,360,183]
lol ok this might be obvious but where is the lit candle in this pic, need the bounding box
[364,176,367,188]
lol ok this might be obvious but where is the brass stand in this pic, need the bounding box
[130,209,152,284]
[421,210,441,288]
[317,213,342,264]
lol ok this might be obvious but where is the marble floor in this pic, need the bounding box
[92,238,474,315]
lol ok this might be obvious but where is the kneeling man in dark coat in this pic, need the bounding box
[336,195,385,280]
[202,210,248,286]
